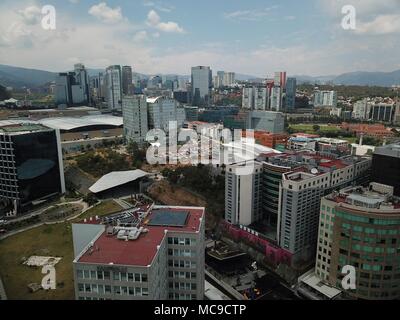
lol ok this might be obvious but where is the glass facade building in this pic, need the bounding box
[0,124,65,216]
[316,183,400,300]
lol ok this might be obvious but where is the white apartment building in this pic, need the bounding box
[242,87,268,110]
[352,99,371,120]
[314,90,337,108]
[225,161,263,226]
[223,72,235,87]
[270,86,282,111]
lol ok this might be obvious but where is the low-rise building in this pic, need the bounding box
[72,205,205,300]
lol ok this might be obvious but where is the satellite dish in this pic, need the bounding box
[311,168,318,174]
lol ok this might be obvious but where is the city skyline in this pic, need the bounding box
[0,0,400,76]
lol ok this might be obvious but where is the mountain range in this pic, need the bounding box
[0,64,399,89]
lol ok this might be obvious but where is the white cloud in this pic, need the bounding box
[133,30,148,42]
[88,2,123,24]
[147,9,161,26]
[355,14,400,35]
[224,7,277,21]
[146,9,185,33]
[17,5,41,25]
[143,1,174,13]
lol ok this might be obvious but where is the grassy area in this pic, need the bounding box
[289,124,341,134]
[0,200,122,300]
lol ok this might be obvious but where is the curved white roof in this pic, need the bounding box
[0,115,123,132]
[146,97,162,104]
[89,170,150,193]
[39,115,123,131]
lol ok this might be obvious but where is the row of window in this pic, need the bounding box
[168,282,197,291]
[167,237,197,246]
[168,259,197,269]
[168,271,197,280]
[77,283,149,296]
[168,249,196,258]
[168,293,197,300]
[76,270,148,282]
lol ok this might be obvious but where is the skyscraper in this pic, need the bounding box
[122,66,133,95]
[55,64,89,107]
[279,155,371,266]
[285,77,297,111]
[147,97,185,131]
[105,65,122,111]
[191,66,212,106]
[122,95,148,146]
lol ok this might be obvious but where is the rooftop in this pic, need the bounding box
[327,183,400,211]
[0,123,49,134]
[76,206,204,267]
[0,115,123,132]
[89,170,150,194]
[374,142,400,158]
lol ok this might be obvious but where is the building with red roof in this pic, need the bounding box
[72,205,205,300]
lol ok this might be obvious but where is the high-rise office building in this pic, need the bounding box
[369,103,396,122]
[55,64,89,107]
[270,86,282,111]
[122,95,148,146]
[285,77,297,111]
[105,65,123,111]
[147,97,185,131]
[279,155,371,265]
[72,205,205,300]
[314,183,400,300]
[0,123,65,217]
[225,161,263,226]
[122,66,133,95]
[372,142,400,196]
[274,71,287,89]
[191,66,212,106]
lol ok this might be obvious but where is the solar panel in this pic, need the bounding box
[147,210,189,227]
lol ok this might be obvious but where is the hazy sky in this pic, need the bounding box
[0,0,400,76]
